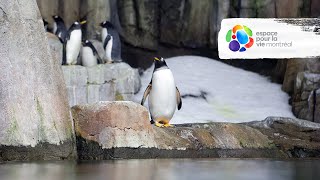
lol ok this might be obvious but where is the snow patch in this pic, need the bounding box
[134,56,295,124]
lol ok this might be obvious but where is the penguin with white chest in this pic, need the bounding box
[141,57,182,127]
[52,15,67,43]
[63,21,82,65]
[103,34,113,63]
[100,21,122,62]
[81,40,103,67]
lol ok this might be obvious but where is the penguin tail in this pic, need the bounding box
[62,42,67,65]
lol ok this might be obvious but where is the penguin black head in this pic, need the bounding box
[100,21,114,29]
[82,40,92,47]
[69,21,82,31]
[154,57,168,71]
[52,15,64,23]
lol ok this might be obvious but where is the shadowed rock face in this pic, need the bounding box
[73,102,320,160]
[0,0,76,161]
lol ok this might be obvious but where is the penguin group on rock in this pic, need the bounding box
[44,17,183,128]
[46,16,121,67]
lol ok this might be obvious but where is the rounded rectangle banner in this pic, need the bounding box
[218,18,320,59]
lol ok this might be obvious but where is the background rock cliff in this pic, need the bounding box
[36,0,320,123]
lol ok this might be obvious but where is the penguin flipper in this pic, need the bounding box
[141,83,152,106]
[93,47,104,64]
[176,87,182,110]
[62,42,67,65]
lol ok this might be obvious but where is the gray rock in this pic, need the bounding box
[74,105,320,160]
[80,0,111,39]
[87,64,105,84]
[239,8,256,18]
[72,101,157,150]
[256,0,276,18]
[47,32,62,64]
[62,65,88,86]
[275,0,302,18]
[87,85,101,104]
[316,89,320,123]
[0,0,76,161]
[62,63,141,106]
[293,72,320,122]
[67,86,87,107]
[99,83,115,101]
[133,69,141,94]
[36,0,59,30]
[59,0,81,28]
[118,0,158,50]
[282,59,306,94]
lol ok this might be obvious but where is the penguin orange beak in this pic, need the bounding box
[154,57,160,61]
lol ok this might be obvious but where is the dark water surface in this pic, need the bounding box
[0,159,319,180]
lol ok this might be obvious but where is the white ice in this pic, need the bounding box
[133,56,295,124]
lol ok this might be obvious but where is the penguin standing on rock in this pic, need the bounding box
[81,40,103,67]
[52,15,67,43]
[63,21,82,65]
[103,34,113,63]
[141,57,182,128]
[100,21,122,62]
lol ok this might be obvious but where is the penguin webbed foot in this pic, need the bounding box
[154,120,174,128]
[155,121,164,128]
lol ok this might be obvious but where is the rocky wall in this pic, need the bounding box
[62,64,141,107]
[0,0,76,161]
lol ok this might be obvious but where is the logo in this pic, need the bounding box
[226,25,254,52]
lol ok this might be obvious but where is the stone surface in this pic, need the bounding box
[282,59,306,94]
[80,0,111,40]
[293,72,320,122]
[272,60,288,83]
[61,63,141,107]
[275,0,302,18]
[72,102,157,150]
[118,0,158,50]
[0,0,76,161]
[256,0,276,18]
[74,105,320,160]
[47,32,63,65]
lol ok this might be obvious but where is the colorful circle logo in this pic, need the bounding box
[226,25,254,52]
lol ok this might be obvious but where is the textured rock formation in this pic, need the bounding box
[118,0,158,50]
[47,32,63,65]
[73,103,320,159]
[37,0,319,73]
[62,63,141,107]
[73,102,156,150]
[80,0,111,40]
[282,59,307,94]
[293,72,320,122]
[0,0,76,161]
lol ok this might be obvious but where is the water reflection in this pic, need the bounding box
[0,159,319,180]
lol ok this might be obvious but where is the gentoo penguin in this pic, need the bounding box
[141,57,182,127]
[64,21,82,65]
[103,34,113,63]
[81,40,103,67]
[52,15,67,43]
[100,21,122,62]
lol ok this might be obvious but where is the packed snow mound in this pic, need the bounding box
[134,56,295,124]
